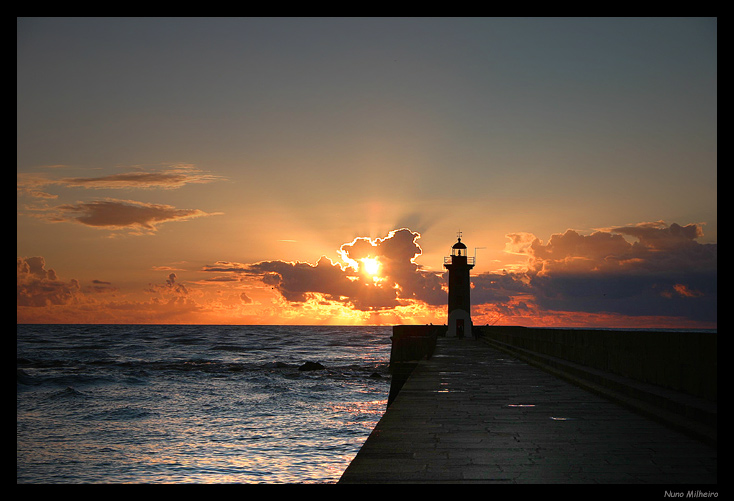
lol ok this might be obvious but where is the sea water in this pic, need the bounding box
[17,324,392,484]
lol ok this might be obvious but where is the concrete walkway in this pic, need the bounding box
[339,337,717,484]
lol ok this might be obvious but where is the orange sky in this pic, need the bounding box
[17,225,717,329]
[17,18,717,329]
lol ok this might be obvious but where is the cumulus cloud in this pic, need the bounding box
[17,256,81,307]
[145,272,189,296]
[489,221,717,324]
[17,257,123,307]
[203,228,446,311]
[17,258,212,323]
[199,223,715,325]
[518,221,716,276]
[338,228,445,306]
[46,198,219,233]
[165,273,188,295]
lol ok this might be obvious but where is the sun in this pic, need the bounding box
[360,257,381,276]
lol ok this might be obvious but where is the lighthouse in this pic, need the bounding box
[444,233,475,338]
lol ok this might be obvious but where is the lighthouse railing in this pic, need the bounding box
[444,256,475,265]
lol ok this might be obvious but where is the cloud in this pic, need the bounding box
[519,221,716,276]
[18,164,223,234]
[16,173,60,199]
[486,221,717,324]
[338,228,445,305]
[17,164,222,197]
[17,258,212,324]
[199,223,715,325]
[60,166,221,190]
[204,228,446,311]
[247,256,369,305]
[471,270,533,305]
[47,198,219,233]
[144,272,189,296]
[18,222,716,327]
[164,273,188,295]
[17,257,122,308]
[17,256,81,307]
[200,261,250,274]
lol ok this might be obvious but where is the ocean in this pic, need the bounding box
[16,324,392,484]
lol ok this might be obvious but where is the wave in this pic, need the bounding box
[18,325,392,484]
[47,386,87,399]
[17,356,389,388]
[17,369,36,386]
[89,406,159,421]
[209,344,254,353]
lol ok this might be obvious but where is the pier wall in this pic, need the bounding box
[387,325,445,406]
[476,326,716,401]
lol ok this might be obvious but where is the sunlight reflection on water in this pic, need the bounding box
[17,325,391,483]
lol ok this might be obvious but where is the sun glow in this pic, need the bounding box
[360,257,381,276]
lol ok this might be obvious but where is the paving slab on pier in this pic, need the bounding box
[339,337,717,484]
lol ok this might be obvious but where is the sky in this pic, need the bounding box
[17,17,717,328]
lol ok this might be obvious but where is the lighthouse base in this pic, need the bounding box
[447,309,472,338]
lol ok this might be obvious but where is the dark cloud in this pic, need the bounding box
[204,228,446,311]
[50,199,219,233]
[247,257,356,302]
[201,261,249,274]
[86,279,116,294]
[18,166,223,234]
[198,222,716,325]
[487,221,717,324]
[471,270,533,305]
[151,272,188,295]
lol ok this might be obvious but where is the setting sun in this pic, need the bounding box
[360,257,381,276]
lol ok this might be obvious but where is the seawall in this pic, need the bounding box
[383,324,716,448]
[475,326,717,402]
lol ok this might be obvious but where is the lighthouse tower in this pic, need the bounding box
[444,233,475,338]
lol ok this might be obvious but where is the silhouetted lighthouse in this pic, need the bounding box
[444,233,475,338]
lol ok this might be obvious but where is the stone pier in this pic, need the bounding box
[339,328,717,484]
